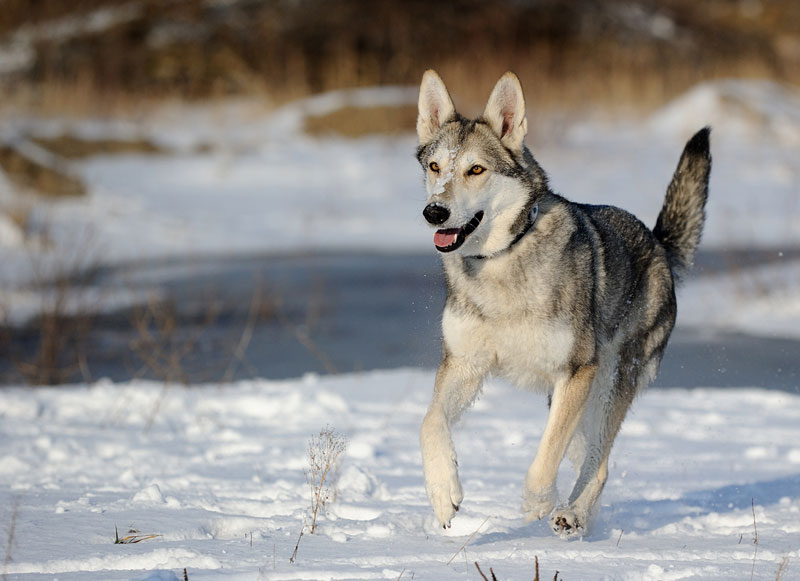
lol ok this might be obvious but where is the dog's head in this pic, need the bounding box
[416,70,546,257]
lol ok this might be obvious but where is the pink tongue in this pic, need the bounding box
[434,230,458,248]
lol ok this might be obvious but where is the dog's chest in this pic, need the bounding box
[442,259,575,385]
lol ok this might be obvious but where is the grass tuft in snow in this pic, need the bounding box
[750,498,759,581]
[776,555,790,580]
[2,500,18,581]
[306,426,347,535]
[474,561,497,581]
[475,556,563,581]
[113,525,161,545]
[290,426,348,564]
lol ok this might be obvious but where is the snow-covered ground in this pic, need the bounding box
[1,81,799,579]
[1,369,799,580]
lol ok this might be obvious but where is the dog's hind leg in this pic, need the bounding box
[551,383,633,538]
[552,337,660,537]
[523,364,596,522]
[420,354,486,528]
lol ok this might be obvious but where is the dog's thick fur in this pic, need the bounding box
[417,70,711,538]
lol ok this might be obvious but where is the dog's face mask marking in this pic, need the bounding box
[422,139,493,252]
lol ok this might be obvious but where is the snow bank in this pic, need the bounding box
[649,79,800,147]
[0,370,798,579]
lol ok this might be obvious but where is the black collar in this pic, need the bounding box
[465,204,539,261]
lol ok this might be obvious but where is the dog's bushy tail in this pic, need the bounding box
[653,127,711,284]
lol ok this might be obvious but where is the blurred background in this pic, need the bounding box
[0,0,798,388]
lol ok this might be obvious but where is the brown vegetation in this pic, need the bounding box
[304,105,418,138]
[0,143,85,197]
[7,226,100,385]
[31,135,163,159]
[0,0,798,115]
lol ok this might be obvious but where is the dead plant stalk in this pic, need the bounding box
[750,498,758,581]
[290,427,347,564]
[307,427,347,534]
[2,500,19,581]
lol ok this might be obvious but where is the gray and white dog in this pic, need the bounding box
[417,70,711,538]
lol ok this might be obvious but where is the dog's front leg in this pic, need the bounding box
[523,364,596,523]
[420,354,485,528]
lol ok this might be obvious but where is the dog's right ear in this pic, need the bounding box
[417,70,456,145]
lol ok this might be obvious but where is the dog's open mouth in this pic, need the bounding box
[434,211,484,252]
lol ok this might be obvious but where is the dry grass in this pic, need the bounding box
[129,295,219,385]
[472,556,563,581]
[0,0,797,118]
[0,132,164,200]
[0,143,85,198]
[291,427,347,564]
[1,76,167,118]
[751,499,759,581]
[31,134,163,159]
[305,105,418,138]
[776,555,790,580]
[8,223,100,385]
[2,500,18,581]
[306,427,347,535]
[0,131,163,200]
[474,562,497,581]
[447,517,489,566]
[113,525,161,544]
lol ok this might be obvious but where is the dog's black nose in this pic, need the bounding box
[423,203,450,225]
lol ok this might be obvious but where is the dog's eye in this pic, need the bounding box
[468,165,485,176]
[429,161,440,172]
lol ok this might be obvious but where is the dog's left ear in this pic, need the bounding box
[483,72,528,153]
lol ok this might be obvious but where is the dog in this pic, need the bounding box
[417,70,711,538]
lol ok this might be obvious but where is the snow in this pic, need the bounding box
[649,80,800,147]
[430,148,460,195]
[1,369,799,579]
[678,255,800,339]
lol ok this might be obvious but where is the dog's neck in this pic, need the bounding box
[464,203,539,261]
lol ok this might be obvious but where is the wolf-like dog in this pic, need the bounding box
[417,70,711,538]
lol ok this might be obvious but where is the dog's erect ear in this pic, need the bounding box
[417,70,456,144]
[482,72,528,153]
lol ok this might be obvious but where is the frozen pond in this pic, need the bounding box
[23,249,796,391]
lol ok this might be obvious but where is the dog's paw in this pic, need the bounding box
[550,507,586,538]
[425,465,464,529]
[522,486,557,521]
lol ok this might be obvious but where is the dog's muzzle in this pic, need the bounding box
[432,211,484,253]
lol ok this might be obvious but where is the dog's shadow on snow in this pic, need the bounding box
[599,473,800,537]
[473,472,800,544]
